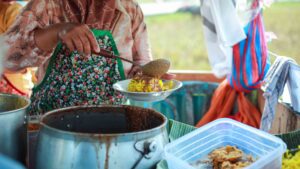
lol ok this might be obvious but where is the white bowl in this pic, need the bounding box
[113,79,183,102]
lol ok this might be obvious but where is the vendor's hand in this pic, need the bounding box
[127,66,141,78]
[57,23,100,55]
[161,73,176,80]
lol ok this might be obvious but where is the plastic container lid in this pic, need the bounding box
[164,118,287,169]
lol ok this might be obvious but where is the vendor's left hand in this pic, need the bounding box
[127,66,141,78]
[161,73,176,80]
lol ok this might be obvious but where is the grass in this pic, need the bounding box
[144,2,300,70]
[145,13,208,70]
[264,2,300,62]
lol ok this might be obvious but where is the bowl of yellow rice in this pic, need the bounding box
[113,76,182,102]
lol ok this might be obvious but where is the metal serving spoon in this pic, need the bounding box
[94,49,170,77]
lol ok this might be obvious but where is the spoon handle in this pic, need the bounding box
[94,49,140,67]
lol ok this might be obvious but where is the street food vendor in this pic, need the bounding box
[0,0,35,97]
[1,0,170,115]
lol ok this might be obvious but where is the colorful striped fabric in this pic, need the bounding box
[228,3,270,92]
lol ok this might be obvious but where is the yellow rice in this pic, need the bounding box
[282,146,300,169]
[128,78,173,92]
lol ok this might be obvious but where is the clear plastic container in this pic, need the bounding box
[164,118,287,169]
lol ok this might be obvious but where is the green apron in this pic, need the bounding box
[29,30,126,115]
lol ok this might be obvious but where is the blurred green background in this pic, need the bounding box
[141,2,300,70]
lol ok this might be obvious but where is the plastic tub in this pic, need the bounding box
[0,154,25,169]
[164,118,287,169]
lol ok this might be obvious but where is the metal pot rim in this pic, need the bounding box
[39,105,168,138]
[0,93,31,115]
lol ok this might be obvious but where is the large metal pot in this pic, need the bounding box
[35,105,169,169]
[0,94,30,163]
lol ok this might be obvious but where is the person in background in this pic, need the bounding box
[0,0,35,96]
[2,0,174,115]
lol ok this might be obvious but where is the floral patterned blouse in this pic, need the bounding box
[2,0,152,83]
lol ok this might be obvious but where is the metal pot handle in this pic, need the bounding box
[131,140,158,169]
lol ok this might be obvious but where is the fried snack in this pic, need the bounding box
[190,146,255,169]
[208,146,254,169]
[128,73,173,92]
[209,146,243,162]
[220,161,253,169]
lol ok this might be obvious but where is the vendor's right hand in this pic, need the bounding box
[57,23,100,55]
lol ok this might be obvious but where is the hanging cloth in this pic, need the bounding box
[228,0,270,92]
[260,56,299,131]
[196,0,268,127]
[200,0,246,78]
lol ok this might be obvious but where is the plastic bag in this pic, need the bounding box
[228,3,270,92]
